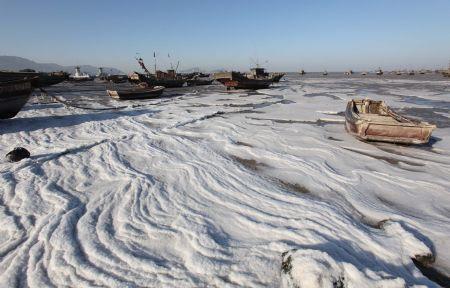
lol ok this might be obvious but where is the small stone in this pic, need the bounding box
[5,147,30,162]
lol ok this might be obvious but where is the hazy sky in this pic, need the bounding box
[1,0,449,72]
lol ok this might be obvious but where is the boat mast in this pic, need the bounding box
[154,51,157,74]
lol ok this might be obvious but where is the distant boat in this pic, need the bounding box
[361,72,367,76]
[376,68,383,75]
[299,69,305,75]
[409,70,415,75]
[107,85,165,100]
[214,70,272,90]
[0,78,35,119]
[270,73,285,82]
[345,70,353,75]
[95,67,108,82]
[135,58,185,88]
[323,70,328,76]
[69,66,93,81]
[419,70,426,75]
[345,99,435,144]
[396,71,402,75]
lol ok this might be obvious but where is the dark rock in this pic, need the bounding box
[5,147,30,162]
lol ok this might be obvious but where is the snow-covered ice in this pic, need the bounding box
[1,74,449,287]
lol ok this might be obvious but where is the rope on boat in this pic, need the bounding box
[38,88,129,111]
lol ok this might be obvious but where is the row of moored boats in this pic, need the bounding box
[0,60,441,145]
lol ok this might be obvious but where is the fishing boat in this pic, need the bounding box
[299,69,305,75]
[135,58,185,88]
[361,72,367,76]
[0,78,35,119]
[214,69,273,90]
[345,70,353,76]
[323,70,328,76]
[345,99,435,144]
[409,70,415,75]
[69,66,93,81]
[376,68,383,75]
[0,70,68,87]
[107,85,165,100]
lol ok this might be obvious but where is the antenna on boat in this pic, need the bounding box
[168,53,173,70]
[175,61,180,73]
[154,51,157,73]
[250,57,268,68]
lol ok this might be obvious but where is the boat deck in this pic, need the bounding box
[359,113,400,124]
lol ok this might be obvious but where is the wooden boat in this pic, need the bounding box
[0,70,68,87]
[0,78,35,119]
[345,99,435,144]
[107,86,165,100]
[214,71,272,90]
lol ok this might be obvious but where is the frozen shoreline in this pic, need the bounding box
[1,75,449,287]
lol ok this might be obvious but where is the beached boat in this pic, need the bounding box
[135,58,185,88]
[132,70,185,87]
[107,85,165,100]
[214,71,272,90]
[0,78,35,119]
[345,99,435,144]
[0,70,69,87]
[69,66,93,81]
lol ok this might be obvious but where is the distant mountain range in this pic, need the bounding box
[0,56,124,75]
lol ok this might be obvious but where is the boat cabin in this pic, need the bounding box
[249,67,269,78]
